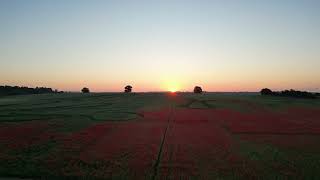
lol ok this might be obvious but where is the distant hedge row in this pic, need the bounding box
[0,85,63,96]
[261,88,319,99]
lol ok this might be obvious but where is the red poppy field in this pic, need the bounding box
[0,93,320,179]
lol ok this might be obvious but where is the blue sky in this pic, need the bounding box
[1,0,320,92]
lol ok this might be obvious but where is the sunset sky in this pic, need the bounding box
[1,0,320,92]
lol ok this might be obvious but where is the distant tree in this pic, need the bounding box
[260,88,273,95]
[124,85,132,93]
[81,87,90,93]
[193,86,203,94]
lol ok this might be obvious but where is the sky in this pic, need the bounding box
[1,0,320,92]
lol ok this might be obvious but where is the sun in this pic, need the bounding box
[169,88,177,93]
[167,84,180,93]
[163,79,181,93]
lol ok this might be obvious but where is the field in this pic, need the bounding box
[0,92,320,179]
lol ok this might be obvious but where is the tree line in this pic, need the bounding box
[0,85,63,96]
[2,85,318,98]
[261,88,319,99]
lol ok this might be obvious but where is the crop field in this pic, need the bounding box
[0,92,320,179]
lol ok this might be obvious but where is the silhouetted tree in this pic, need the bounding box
[260,88,273,95]
[193,86,203,94]
[124,85,132,93]
[81,87,90,93]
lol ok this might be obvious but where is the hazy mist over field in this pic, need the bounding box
[1,0,320,92]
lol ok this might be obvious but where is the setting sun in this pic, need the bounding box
[169,88,177,93]
[164,80,180,93]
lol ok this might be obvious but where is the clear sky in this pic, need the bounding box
[1,0,319,92]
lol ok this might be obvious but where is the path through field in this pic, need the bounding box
[50,103,320,179]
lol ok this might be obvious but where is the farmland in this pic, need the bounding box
[0,92,320,179]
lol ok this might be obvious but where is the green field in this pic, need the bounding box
[0,93,174,131]
[0,93,320,179]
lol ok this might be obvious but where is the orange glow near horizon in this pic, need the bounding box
[3,80,317,93]
[2,69,320,92]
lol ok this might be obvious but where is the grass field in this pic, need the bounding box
[0,92,320,179]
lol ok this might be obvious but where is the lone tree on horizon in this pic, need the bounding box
[260,88,273,95]
[124,85,132,93]
[81,87,90,93]
[193,86,203,94]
